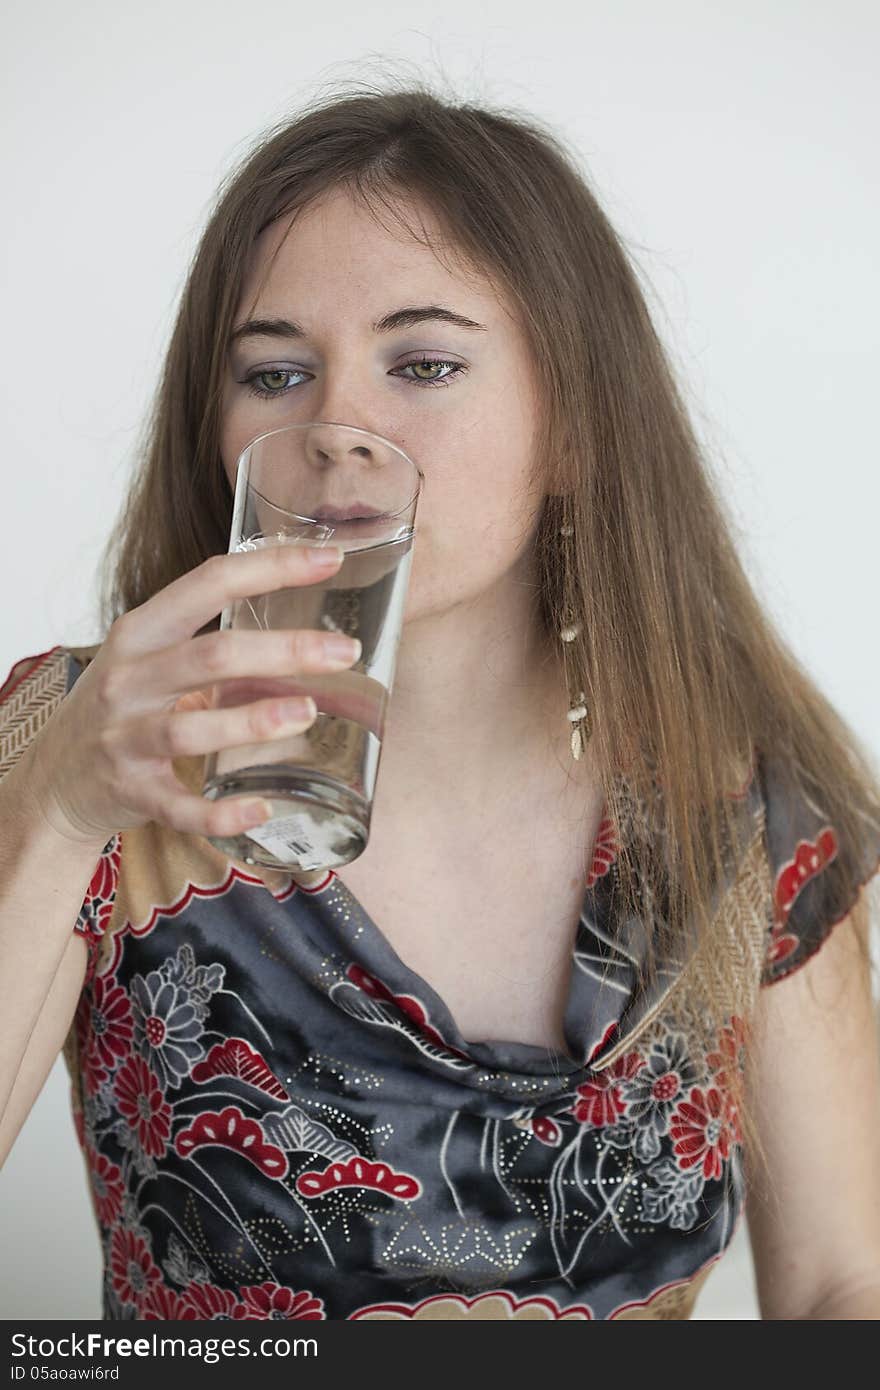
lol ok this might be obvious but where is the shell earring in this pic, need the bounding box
[558,522,592,761]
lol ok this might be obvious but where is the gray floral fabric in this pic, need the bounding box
[2,644,875,1321]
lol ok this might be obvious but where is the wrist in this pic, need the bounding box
[2,742,112,859]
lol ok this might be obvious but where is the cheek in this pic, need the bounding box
[403,536,496,623]
[450,390,541,521]
[221,453,236,494]
[220,380,274,488]
[218,419,238,491]
[402,464,542,622]
[219,421,253,491]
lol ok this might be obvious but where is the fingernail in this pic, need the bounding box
[305,544,344,568]
[323,635,362,664]
[278,696,317,722]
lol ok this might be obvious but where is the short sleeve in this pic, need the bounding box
[0,645,70,781]
[758,749,880,987]
[0,643,118,987]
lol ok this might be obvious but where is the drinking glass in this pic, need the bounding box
[201,421,423,872]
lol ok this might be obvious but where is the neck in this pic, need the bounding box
[375,573,594,816]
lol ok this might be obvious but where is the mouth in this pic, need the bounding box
[311,504,383,522]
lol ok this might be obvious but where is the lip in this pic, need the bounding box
[310,504,383,521]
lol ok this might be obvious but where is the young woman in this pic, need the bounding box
[2,83,879,1322]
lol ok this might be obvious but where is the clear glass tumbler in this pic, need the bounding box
[201,421,423,873]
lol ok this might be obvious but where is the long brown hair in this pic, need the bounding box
[94,75,880,1184]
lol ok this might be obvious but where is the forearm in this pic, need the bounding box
[0,744,107,1127]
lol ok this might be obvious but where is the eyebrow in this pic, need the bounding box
[228,304,488,346]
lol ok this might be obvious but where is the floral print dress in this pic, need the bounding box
[2,644,878,1322]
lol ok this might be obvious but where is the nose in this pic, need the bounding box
[299,421,420,523]
[302,422,386,520]
[304,422,376,470]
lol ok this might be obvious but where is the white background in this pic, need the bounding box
[2,0,878,1320]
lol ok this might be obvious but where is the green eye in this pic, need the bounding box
[397,358,466,388]
[243,358,467,400]
[244,368,309,399]
[258,371,292,391]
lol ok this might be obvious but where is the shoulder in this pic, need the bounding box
[1,642,103,779]
[0,644,68,702]
[754,747,880,988]
[0,642,102,701]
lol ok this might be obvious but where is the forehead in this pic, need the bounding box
[238,185,506,319]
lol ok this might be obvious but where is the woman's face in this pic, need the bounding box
[221,185,546,624]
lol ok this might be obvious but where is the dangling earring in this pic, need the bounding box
[558,522,592,761]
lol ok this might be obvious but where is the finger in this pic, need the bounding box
[297,671,386,741]
[130,627,360,712]
[170,671,382,738]
[129,695,319,761]
[112,543,345,653]
[146,766,273,839]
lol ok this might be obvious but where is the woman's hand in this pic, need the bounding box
[24,544,362,847]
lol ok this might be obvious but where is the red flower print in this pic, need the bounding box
[347,964,397,1004]
[88,973,134,1073]
[295,1155,421,1201]
[766,931,799,968]
[586,815,619,889]
[75,998,108,1098]
[180,1282,249,1319]
[85,1145,124,1228]
[235,1283,326,1320]
[586,1020,619,1066]
[81,837,122,936]
[138,1282,198,1320]
[346,964,471,1060]
[109,1226,161,1308]
[191,1038,289,1100]
[529,1116,563,1146]
[113,1054,172,1159]
[174,1106,288,1179]
[706,1015,749,1090]
[571,1052,644,1127]
[773,827,838,926]
[513,1110,564,1145]
[669,1085,742,1181]
[350,1290,592,1319]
